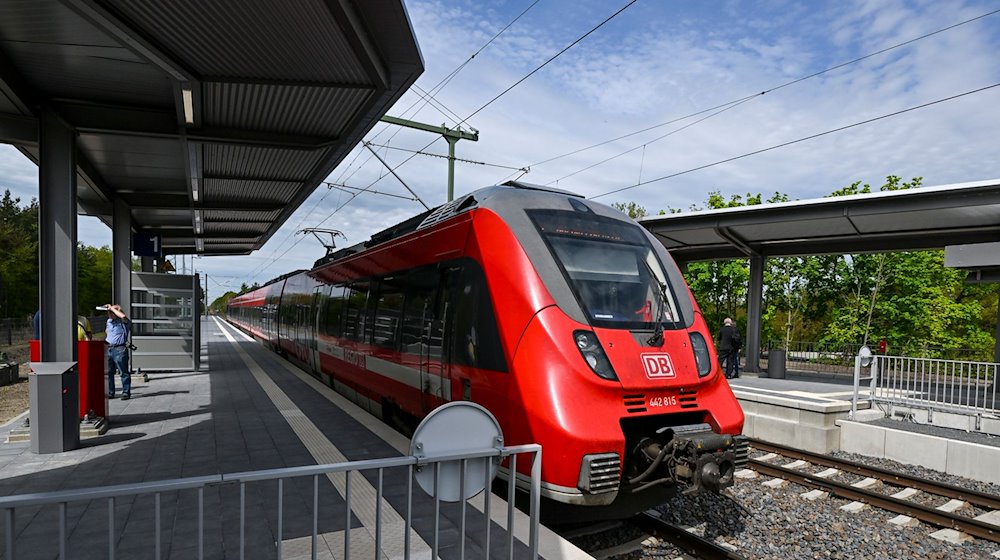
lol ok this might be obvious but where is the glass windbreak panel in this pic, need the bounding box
[530,211,679,330]
[131,290,194,336]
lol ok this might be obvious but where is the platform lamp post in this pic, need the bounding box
[378,115,479,202]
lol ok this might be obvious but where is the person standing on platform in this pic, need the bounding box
[101,304,132,400]
[719,317,741,379]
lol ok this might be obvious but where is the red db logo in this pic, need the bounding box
[642,353,676,378]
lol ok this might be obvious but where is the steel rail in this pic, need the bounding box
[749,460,1000,543]
[631,511,747,560]
[748,439,1000,511]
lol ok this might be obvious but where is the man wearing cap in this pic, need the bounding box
[101,304,132,400]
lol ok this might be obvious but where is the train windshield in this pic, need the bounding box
[530,210,680,330]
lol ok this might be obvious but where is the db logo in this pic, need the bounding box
[642,353,676,378]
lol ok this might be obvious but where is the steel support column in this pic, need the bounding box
[141,257,154,272]
[38,111,77,362]
[113,199,132,316]
[745,254,764,373]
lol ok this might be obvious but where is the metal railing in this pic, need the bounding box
[0,444,541,560]
[0,318,32,348]
[765,340,993,376]
[852,354,999,430]
[0,316,106,349]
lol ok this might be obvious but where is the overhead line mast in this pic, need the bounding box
[379,115,479,202]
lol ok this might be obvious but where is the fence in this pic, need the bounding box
[852,354,999,431]
[0,319,32,348]
[0,316,107,349]
[0,443,542,560]
[764,340,993,376]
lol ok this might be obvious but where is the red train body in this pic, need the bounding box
[227,182,746,515]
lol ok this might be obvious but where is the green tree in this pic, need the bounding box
[77,245,114,314]
[0,190,38,319]
[611,201,647,219]
[0,188,125,321]
[210,291,238,314]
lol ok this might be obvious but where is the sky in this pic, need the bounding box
[1,0,999,297]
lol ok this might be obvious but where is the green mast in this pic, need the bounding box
[378,115,479,202]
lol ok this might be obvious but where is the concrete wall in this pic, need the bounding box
[838,420,1000,485]
[735,390,855,453]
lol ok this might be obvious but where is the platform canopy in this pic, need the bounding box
[0,0,423,255]
[639,179,1000,263]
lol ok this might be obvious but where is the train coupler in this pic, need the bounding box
[630,423,746,495]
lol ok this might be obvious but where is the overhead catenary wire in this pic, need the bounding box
[546,95,757,185]
[363,142,430,210]
[411,84,466,128]
[366,142,529,172]
[328,0,639,211]
[335,0,543,188]
[424,0,543,102]
[509,6,1000,181]
[457,0,640,128]
[247,6,998,285]
[245,4,546,285]
[325,182,419,202]
[589,82,1000,200]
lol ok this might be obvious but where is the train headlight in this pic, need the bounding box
[689,332,713,377]
[573,330,617,381]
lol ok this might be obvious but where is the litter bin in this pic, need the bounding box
[768,348,787,379]
[28,361,80,453]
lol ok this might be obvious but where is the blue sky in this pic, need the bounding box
[1,0,999,295]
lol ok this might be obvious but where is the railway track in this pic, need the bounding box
[631,511,747,560]
[561,512,747,560]
[747,438,1000,544]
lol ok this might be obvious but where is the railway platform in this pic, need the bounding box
[0,317,592,560]
[731,371,1000,485]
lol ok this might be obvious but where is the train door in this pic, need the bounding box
[420,265,459,413]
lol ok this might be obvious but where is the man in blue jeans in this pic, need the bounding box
[101,304,132,400]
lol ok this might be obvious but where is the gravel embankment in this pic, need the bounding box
[567,451,1000,559]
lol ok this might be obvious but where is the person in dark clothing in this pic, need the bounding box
[718,317,741,379]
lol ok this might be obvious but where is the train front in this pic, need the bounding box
[493,189,746,514]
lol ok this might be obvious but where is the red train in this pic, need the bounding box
[227,181,746,516]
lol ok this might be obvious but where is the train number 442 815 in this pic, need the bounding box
[648,395,678,407]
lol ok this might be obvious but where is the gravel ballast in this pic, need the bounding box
[567,450,1000,559]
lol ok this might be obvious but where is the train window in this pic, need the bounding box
[323,284,346,338]
[449,261,507,372]
[529,210,680,331]
[372,279,404,349]
[343,281,370,342]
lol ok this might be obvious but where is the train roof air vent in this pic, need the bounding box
[416,195,478,230]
